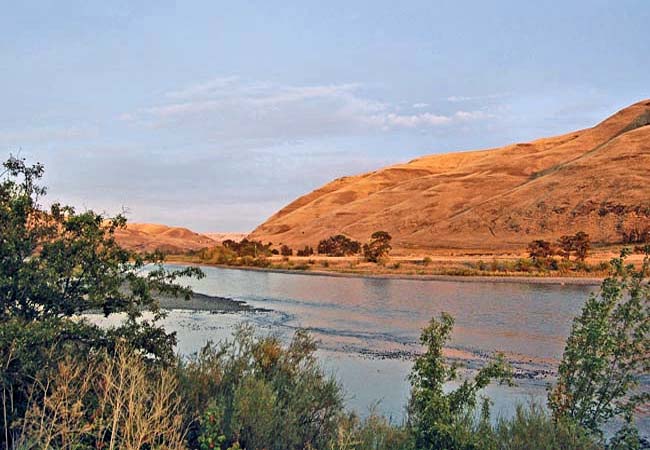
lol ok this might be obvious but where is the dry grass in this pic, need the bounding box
[16,345,186,450]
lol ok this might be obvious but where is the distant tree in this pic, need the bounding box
[221,238,272,258]
[549,249,650,439]
[527,239,553,260]
[558,232,591,262]
[317,235,361,257]
[363,231,392,263]
[558,235,575,260]
[573,231,591,262]
[296,246,314,257]
[280,244,293,257]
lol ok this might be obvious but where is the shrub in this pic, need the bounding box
[549,249,650,438]
[16,344,186,450]
[407,313,512,449]
[280,244,293,257]
[494,403,600,450]
[333,410,412,450]
[179,325,344,450]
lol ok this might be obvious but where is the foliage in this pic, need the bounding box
[15,344,186,450]
[493,403,601,450]
[528,239,553,260]
[280,244,293,256]
[549,248,650,437]
[558,231,591,261]
[333,410,413,450]
[0,156,203,447]
[296,246,314,257]
[178,325,344,450]
[221,239,273,258]
[363,231,393,263]
[317,235,361,257]
[407,313,513,449]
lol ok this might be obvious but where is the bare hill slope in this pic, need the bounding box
[249,100,650,252]
[115,223,216,253]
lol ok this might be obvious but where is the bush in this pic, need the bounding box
[178,325,344,450]
[334,410,412,450]
[549,249,650,438]
[16,344,186,450]
[494,403,600,450]
[407,313,512,449]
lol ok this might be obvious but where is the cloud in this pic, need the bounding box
[412,102,429,108]
[446,93,507,103]
[120,78,492,146]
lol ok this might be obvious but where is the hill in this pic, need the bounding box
[249,100,650,253]
[114,223,216,253]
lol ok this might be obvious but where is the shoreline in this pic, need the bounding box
[166,260,604,286]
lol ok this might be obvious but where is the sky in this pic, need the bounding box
[1,1,648,232]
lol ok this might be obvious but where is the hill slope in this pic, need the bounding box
[249,100,650,252]
[115,223,216,253]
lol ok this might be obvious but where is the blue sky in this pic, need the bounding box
[1,1,648,231]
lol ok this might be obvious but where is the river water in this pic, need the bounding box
[89,265,648,433]
[166,266,598,418]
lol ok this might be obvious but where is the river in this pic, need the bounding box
[89,265,648,433]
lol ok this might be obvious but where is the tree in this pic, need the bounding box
[407,313,512,449]
[573,231,591,262]
[549,248,650,438]
[558,235,575,260]
[280,244,293,257]
[0,156,203,445]
[557,232,591,262]
[528,239,553,260]
[296,246,314,257]
[363,231,392,263]
[317,235,361,257]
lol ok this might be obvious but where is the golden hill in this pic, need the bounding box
[249,100,650,253]
[115,223,216,253]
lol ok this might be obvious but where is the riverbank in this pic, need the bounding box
[167,258,604,285]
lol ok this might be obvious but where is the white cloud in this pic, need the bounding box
[121,78,493,144]
[447,93,506,103]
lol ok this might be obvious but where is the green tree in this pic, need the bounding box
[407,313,512,449]
[0,156,203,445]
[549,248,650,438]
[363,231,392,263]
